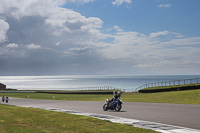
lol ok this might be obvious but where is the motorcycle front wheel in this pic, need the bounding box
[115,103,122,111]
[103,104,108,111]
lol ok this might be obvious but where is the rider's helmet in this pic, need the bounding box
[117,91,121,97]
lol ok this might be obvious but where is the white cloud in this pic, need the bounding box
[0,19,9,43]
[6,43,19,48]
[0,0,95,20]
[0,0,103,44]
[55,41,61,46]
[132,60,169,68]
[96,31,157,59]
[112,0,132,6]
[26,44,41,49]
[160,37,200,46]
[158,4,171,8]
[0,0,55,19]
[66,0,94,4]
[150,31,170,38]
[113,25,123,32]
[94,27,200,74]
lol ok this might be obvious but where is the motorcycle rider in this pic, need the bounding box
[2,96,5,102]
[6,96,9,103]
[113,91,121,101]
[108,91,121,105]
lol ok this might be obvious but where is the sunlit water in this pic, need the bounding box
[0,75,200,92]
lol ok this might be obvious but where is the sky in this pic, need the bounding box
[0,0,200,76]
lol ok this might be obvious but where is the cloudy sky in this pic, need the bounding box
[0,0,200,76]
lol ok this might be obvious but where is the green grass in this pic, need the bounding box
[0,93,114,101]
[0,104,157,133]
[1,89,200,104]
[123,89,200,104]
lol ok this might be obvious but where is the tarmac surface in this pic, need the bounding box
[3,97,200,131]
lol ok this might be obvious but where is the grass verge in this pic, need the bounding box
[0,93,113,101]
[142,83,200,90]
[123,89,200,104]
[0,104,157,133]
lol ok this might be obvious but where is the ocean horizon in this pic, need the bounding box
[0,75,200,92]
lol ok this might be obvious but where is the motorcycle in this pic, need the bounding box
[103,98,122,111]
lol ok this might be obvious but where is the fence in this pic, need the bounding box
[37,86,121,91]
[135,78,200,91]
[0,86,122,92]
[71,86,121,91]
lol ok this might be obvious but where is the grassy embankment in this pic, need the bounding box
[0,104,157,133]
[124,89,200,104]
[141,83,200,90]
[1,87,200,104]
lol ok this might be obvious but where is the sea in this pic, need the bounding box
[0,75,200,92]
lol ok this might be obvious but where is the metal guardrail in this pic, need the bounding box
[136,78,200,91]
[71,86,121,91]
[0,86,122,93]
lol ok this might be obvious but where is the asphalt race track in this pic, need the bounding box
[3,97,200,130]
